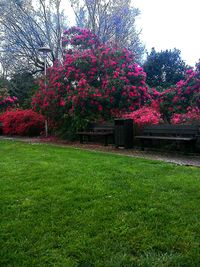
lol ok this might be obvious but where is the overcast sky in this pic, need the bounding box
[64,0,200,66]
[133,0,200,66]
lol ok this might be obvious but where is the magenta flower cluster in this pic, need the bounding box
[32,27,150,130]
[0,95,18,112]
[32,27,200,130]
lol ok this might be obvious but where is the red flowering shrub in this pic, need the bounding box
[123,106,163,127]
[171,107,200,124]
[0,109,45,136]
[0,88,18,112]
[32,27,150,132]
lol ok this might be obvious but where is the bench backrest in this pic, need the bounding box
[88,122,114,132]
[143,124,200,136]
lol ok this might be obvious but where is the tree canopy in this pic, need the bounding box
[143,48,189,89]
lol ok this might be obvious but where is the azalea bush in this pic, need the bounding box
[171,107,200,124]
[0,109,45,136]
[162,69,199,114]
[150,64,200,122]
[0,88,18,112]
[32,27,150,133]
[123,106,163,128]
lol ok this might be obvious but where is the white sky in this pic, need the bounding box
[133,0,200,66]
[64,0,200,67]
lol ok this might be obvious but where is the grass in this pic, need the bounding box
[0,140,200,267]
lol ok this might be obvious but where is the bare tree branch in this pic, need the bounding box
[0,0,67,76]
[70,0,145,62]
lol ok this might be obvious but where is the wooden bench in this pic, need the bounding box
[77,122,114,146]
[135,124,200,152]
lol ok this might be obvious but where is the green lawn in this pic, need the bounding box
[0,140,200,267]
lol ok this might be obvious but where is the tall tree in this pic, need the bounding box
[69,0,145,62]
[0,0,67,75]
[143,48,189,89]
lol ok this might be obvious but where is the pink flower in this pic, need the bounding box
[60,99,65,106]
[98,105,103,111]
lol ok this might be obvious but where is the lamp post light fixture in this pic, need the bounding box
[38,46,52,76]
[38,46,52,137]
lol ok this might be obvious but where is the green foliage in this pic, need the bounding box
[9,72,38,108]
[0,75,9,90]
[143,48,188,89]
[1,140,200,266]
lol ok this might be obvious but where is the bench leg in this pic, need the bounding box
[88,135,92,142]
[183,141,189,153]
[182,141,195,154]
[80,135,83,144]
[141,140,145,151]
[104,135,108,146]
[184,140,196,153]
[192,140,196,153]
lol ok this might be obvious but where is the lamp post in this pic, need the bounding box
[38,46,52,79]
[38,46,52,137]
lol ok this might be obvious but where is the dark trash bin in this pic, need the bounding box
[114,119,133,148]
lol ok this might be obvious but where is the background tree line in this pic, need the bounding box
[0,0,191,109]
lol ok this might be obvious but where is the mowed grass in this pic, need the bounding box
[0,140,200,267]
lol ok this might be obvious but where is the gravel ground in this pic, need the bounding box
[1,136,200,167]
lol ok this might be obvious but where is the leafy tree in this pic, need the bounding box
[69,0,145,62]
[0,75,9,90]
[0,0,67,75]
[143,48,188,89]
[9,72,38,108]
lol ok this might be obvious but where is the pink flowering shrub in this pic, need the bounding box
[123,106,163,127]
[0,109,45,136]
[150,64,200,121]
[164,69,199,112]
[171,107,200,124]
[62,27,99,49]
[32,27,150,132]
[0,94,18,112]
